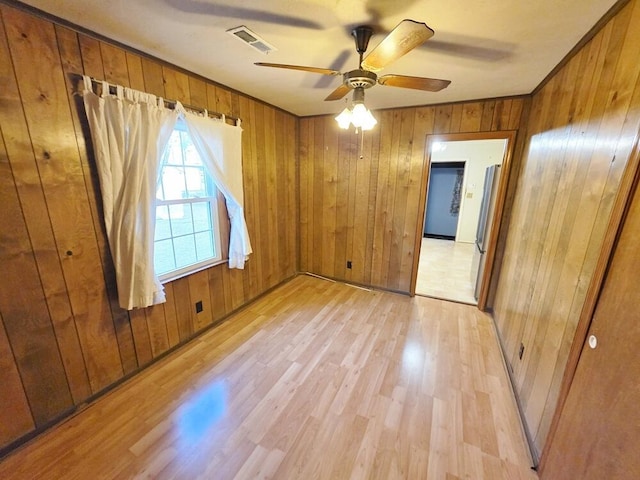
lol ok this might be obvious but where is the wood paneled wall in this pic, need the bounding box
[298,100,526,293]
[493,0,640,458]
[0,4,297,451]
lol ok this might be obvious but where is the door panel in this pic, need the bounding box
[540,181,640,479]
[424,163,463,238]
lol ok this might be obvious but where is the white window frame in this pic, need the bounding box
[155,123,224,283]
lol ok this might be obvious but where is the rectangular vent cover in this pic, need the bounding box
[227,26,277,55]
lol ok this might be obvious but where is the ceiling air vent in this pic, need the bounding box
[227,26,277,55]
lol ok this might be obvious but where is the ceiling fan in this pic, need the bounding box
[255,19,451,103]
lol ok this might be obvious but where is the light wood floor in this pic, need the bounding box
[416,238,477,305]
[0,275,536,479]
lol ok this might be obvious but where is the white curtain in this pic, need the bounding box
[82,76,178,310]
[178,108,252,268]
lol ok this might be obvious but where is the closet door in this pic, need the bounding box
[540,182,640,479]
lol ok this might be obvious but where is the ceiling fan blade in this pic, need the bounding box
[378,74,451,92]
[254,62,341,76]
[166,0,324,30]
[361,19,434,72]
[324,84,351,101]
[314,49,352,88]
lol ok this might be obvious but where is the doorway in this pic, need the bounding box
[412,132,515,309]
[423,161,466,240]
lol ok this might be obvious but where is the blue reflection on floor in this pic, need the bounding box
[178,380,227,443]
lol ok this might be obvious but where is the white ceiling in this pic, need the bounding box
[20,0,618,116]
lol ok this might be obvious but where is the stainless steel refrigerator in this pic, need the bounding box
[471,164,501,300]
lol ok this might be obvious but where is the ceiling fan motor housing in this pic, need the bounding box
[344,69,377,90]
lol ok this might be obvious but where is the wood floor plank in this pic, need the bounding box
[0,275,536,479]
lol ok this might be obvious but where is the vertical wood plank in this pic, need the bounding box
[100,43,129,86]
[379,110,401,287]
[298,118,311,273]
[141,58,165,97]
[274,110,288,281]
[77,35,104,79]
[460,102,483,132]
[343,130,359,282]
[434,105,453,133]
[145,304,170,358]
[188,77,207,107]
[480,101,496,131]
[450,104,463,132]
[262,105,278,289]
[285,114,298,278]
[350,129,372,284]
[238,95,261,299]
[207,265,227,321]
[129,309,152,366]
[172,277,193,342]
[163,283,181,348]
[363,120,382,286]
[0,313,34,447]
[369,109,394,287]
[125,52,145,91]
[188,270,213,331]
[492,99,511,131]
[162,67,190,103]
[216,86,233,117]
[321,117,338,278]
[312,118,325,274]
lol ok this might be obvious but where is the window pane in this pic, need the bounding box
[155,205,171,241]
[154,239,176,275]
[195,231,214,260]
[156,178,166,201]
[173,235,197,269]
[160,166,186,200]
[183,142,201,166]
[165,132,184,166]
[169,204,193,236]
[192,202,212,232]
[185,167,207,197]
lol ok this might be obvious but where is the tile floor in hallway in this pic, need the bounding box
[416,237,478,305]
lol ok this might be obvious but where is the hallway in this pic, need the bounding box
[416,237,477,305]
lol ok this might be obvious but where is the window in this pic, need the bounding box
[154,122,222,282]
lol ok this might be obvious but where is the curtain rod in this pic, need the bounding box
[85,76,241,126]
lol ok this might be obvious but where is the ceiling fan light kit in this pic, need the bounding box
[335,87,377,131]
[255,19,451,130]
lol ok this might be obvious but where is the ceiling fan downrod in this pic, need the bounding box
[352,25,373,68]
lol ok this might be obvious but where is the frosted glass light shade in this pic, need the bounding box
[335,107,352,129]
[359,109,377,130]
[335,103,376,131]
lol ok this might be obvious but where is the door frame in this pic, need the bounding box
[409,130,517,311]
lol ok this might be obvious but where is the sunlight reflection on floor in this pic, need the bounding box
[178,381,227,443]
